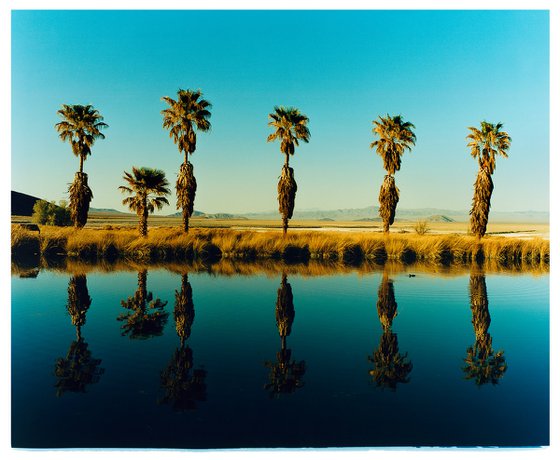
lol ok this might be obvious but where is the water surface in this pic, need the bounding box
[11,265,549,448]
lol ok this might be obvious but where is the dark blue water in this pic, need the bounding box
[11,267,549,448]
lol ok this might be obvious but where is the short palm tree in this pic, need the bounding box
[467,121,511,238]
[161,89,212,233]
[267,106,310,235]
[118,167,170,237]
[370,114,416,233]
[55,104,108,228]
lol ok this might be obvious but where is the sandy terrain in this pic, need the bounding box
[11,213,549,239]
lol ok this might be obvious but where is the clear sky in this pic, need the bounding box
[11,9,549,214]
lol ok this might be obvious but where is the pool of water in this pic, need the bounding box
[11,266,549,448]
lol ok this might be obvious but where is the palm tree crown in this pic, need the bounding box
[267,106,310,165]
[467,121,511,175]
[370,114,416,175]
[55,104,108,173]
[161,89,212,162]
[119,167,171,214]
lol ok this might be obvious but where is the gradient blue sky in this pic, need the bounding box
[11,9,549,214]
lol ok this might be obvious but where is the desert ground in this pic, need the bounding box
[11,213,549,240]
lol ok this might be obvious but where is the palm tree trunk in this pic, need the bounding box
[177,160,197,234]
[378,175,400,234]
[68,172,93,229]
[469,167,494,239]
[277,165,297,236]
[79,155,84,174]
[139,199,148,237]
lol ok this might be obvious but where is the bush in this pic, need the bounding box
[414,219,429,235]
[32,200,72,226]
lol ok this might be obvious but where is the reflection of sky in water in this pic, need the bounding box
[11,269,549,448]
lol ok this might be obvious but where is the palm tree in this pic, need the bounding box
[368,272,412,390]
[267,106,310,235]
[55,104,108,228]
[463,271,507,385]
[161,89,212,233]
[370,114,416,233]
[467,121,511,238]
[118,167,170,237]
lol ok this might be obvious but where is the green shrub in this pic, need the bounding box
[32,200,72,226]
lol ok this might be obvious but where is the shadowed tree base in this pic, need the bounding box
[278,165,297,235]
[68,172,93,229]
[379,175,399,233]
[177,162,197,233]
[470,168,494,238]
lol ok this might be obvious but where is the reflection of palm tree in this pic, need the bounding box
[264,274,306,397]
[160,274,207,411]
[174,274,195,347]
[463,272,507,385]
[54,274,103,396]
[368,273,412,390]
[66,274,91,340]
[118,270,169,339]
[54,339,104,397]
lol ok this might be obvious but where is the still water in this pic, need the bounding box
[11,266,549,449]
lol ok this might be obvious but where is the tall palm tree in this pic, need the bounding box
[368,272,412,390]
[467,121,511,238]
[264,274,306,397]
[463,271,507,385]
[161,89,212,233]
[55,104,108,228]
[267,106,310,235]
[118,167,170,237]
[370,114,416,233]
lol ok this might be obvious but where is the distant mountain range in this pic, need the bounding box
[11,191,548,223]
[236,206,549,223]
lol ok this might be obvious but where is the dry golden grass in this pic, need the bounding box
[11,225,549,274]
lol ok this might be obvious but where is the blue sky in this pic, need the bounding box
[11,9,550,214]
